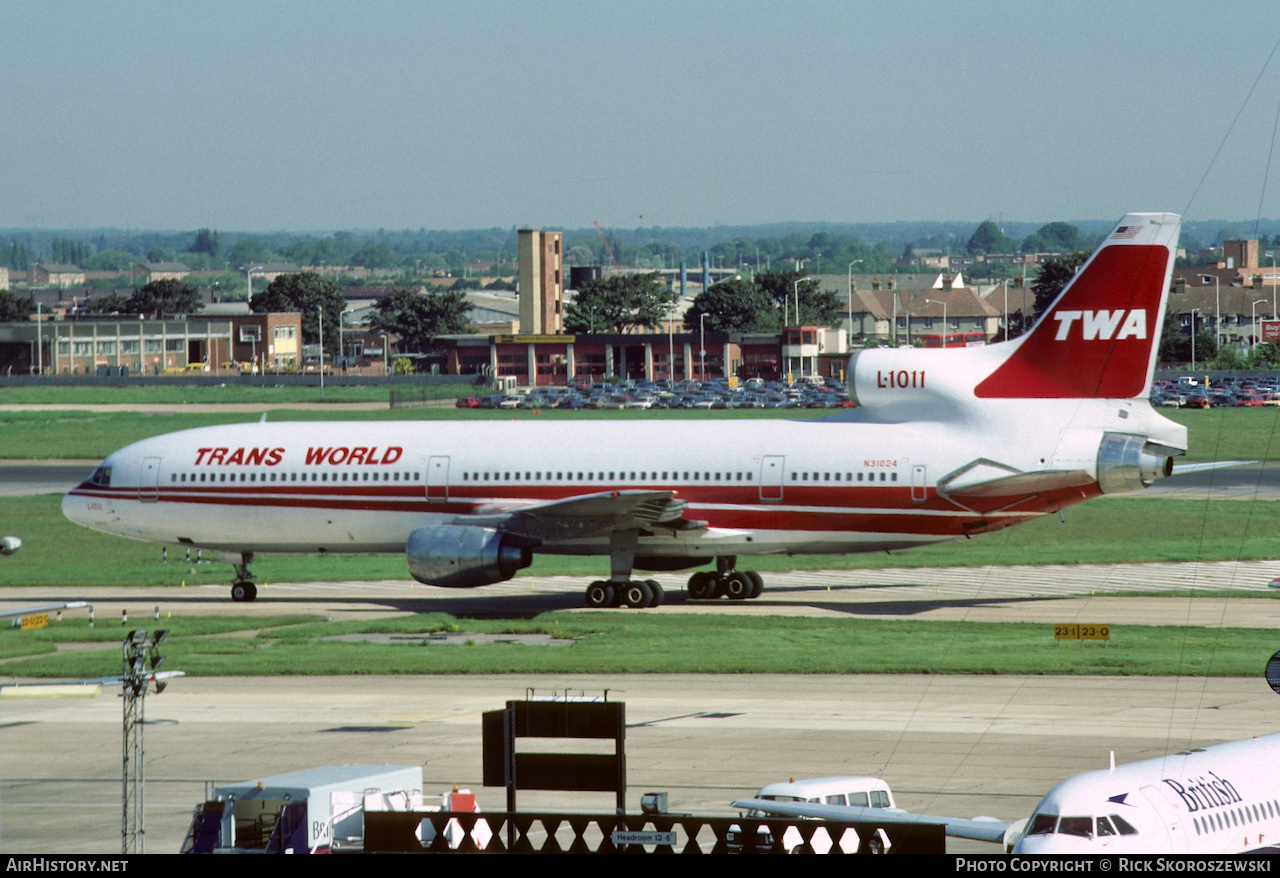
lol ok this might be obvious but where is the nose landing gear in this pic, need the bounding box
[230,553,257,602]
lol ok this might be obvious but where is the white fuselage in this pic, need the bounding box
[62,396,1179,573]
[1012,734,1280,854]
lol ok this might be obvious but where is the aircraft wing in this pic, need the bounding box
[460,489,706,541]
[77,670,185,688]
[731,797,1015,845]
[0,671,184,698]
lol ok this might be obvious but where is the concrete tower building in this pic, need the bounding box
[518,229,563,334]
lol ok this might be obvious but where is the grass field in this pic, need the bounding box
[1,403,1278,462]
[4,491,1280,587]
[0,612,1269,678]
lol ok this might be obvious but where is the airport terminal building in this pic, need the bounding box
[0,312,302,375]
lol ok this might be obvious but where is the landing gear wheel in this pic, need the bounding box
[645,580,665,608]
[861,830,887,855]
[231,581,257,602]
[688,571,717,600]
[622,580,653,608]
[745,571,764,599]
[725,571,753,600]
[585,581,615,608]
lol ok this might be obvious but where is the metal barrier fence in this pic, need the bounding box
[363,810,944,854]
[389,382,485,408]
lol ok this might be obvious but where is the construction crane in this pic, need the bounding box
[593,221,622,272]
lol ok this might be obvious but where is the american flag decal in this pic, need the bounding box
[1109,225,1141,240]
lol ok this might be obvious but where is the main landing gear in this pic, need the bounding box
[231,553,257,602]
[585,579,666,609]
[580,530,669,609]
[577,549,765,609]
[686,557,763,601]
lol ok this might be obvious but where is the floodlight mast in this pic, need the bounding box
[121,629,169,854]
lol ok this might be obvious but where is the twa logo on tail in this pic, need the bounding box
[1053,309,1147,341]
[975,212,1179,400]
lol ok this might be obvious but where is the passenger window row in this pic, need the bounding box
[790,471,898,483]
[171,471,418,483]
[461,471,755,483]
[1194,799,1280,837]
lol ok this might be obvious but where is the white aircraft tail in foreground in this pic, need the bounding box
[64,213,1186,606]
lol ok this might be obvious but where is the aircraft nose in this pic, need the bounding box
[61,490,86,525]
[61,487,99,527]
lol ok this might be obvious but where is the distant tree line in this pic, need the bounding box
[2,219,1275,287]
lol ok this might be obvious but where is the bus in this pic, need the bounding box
[919,331,986,348]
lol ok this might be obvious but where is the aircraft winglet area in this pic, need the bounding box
[975,213,1179,400]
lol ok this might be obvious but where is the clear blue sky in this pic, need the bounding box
[3,0,1279,232]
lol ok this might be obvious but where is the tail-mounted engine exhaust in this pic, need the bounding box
[1096,433,1174,495]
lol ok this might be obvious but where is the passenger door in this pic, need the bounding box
[138,457,161,503]
[425,456,450,501]
[760,456,784,503]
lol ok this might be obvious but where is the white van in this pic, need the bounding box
[730,776,898,853]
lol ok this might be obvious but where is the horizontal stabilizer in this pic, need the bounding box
[939,469,1094,499]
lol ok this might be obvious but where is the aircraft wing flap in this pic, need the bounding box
[458,490,704,541]
[731,798,1013,844]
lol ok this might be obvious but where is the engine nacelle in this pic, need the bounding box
[1096,433,1174,494]
[405,525,531,588]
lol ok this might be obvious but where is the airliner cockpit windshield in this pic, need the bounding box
[1027,813,1138,839]
[88,466,111,487]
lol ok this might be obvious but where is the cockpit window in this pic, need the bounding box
[1028,814,1058,835]
[1111,814,1138,836]
[1097,817,1117,837]
[88,467,111,486]
[1058,817,1094,838]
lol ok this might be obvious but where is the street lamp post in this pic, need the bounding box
[667,301,676,387]
[1253,299,1268,353]
[318,306,324,400]
[1002,280,1009,342]
[847,260,862,341]
[1199,274,1221,345]
[1269,254,1277,322]
[792,278,806,326]
[699,312,707,383]
[1190,308,1200,371]
[924,298,947,345]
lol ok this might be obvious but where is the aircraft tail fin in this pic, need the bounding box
[974,213,1180,399]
